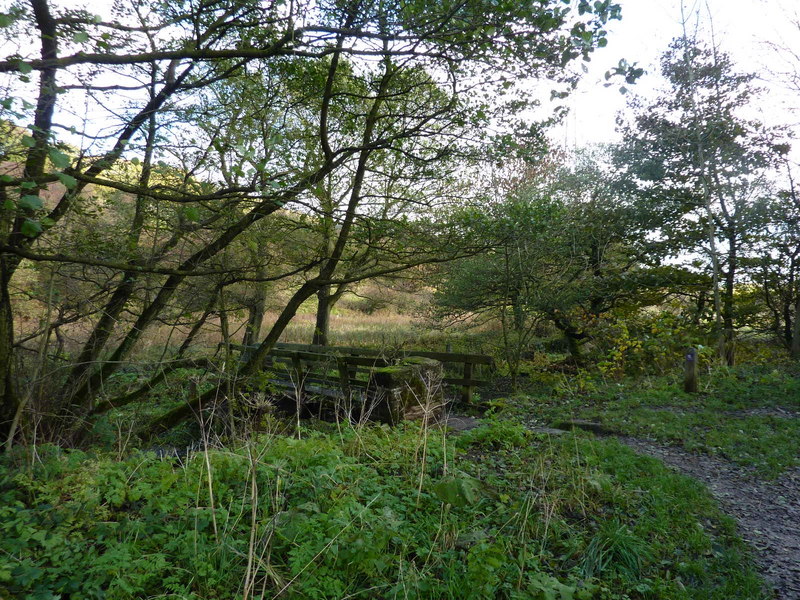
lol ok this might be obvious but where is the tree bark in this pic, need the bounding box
[792,294,800,360]
[312,283,348,346]
[722,233,736,366]
[0,258,18,441]
[0,0,58,440]
[242,271,267,347]
[312,285,332,346]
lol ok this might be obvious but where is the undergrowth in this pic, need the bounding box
[516,363,800,477]
[0,417,765,599]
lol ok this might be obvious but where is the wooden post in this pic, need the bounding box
[188,378,198,404]
[369,357,444,424]
[462,361,473,404]
[291,353,305,396]
[684,347,698,393]
[336,357,351,401]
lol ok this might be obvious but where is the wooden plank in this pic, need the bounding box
[273,343,493,365]
[337,356,351,400]
[291,354,305,395]
[236,342,492,367]
[270,349,341,362]
[461,362,473,403]
[342,356,391,367]
[269,365,485,387]
[275,342,385,357]
[275,374,367,387]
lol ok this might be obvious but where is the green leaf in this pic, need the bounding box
[3,199,15,211]
[19,194,43,211]
[48,149,71,169]
[183,206,201,222]
[17,61,32,75]
[0,13,12,27]
[21,218,42,237]
[21,135,36,148]
[56,172,78,189]
[73,31,89,43]
[40,217,55,228]
[432,475,481,507]
[0,174,13,183]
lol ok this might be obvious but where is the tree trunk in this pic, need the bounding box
[783,299,793,351]
[242,300,265,348]
[551,314,585,364]
[694,291,706,326]
[0,260,18,442]
[792,294,800,360]
[312,285,332,346]
[722,235,736,366]
[565,332,583,363]
[511,294,525,333]
[242,276,267,347]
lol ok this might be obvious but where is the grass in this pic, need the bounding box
[0,416,767,599]
[6,295,789,598]
[513,363,800,478]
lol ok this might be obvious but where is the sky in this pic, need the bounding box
[3,0,796,162]
[553,0,799,150]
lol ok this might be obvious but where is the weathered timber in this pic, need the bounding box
[462,362,473,403]
[228,342,492,412]
[269,342,493,365]
[684,347,699,393]
[368,357,445,425]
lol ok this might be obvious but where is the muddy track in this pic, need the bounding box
[616,436,800,600]
[447,413,799,598]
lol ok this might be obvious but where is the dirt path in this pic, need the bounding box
[617,436,800,600]
[447,413,800,598]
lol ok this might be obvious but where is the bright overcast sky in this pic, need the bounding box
[5,0,796,161]
[554,0,799,150]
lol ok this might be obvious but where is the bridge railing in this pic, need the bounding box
[230,342,493,403]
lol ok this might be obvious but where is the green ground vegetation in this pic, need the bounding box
[0,417,765,600]
[504,363,800,478]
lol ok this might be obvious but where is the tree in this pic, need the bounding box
[616,37,786,366]
[743,172,800,357]
[434,149,674,374]
[0,0,623,441]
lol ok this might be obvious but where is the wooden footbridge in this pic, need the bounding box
[231,342,493,417]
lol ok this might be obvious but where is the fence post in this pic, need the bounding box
[684,347,698,393]
[336,357,351,402]
[462,361,473,404]
[291,353,305,396]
